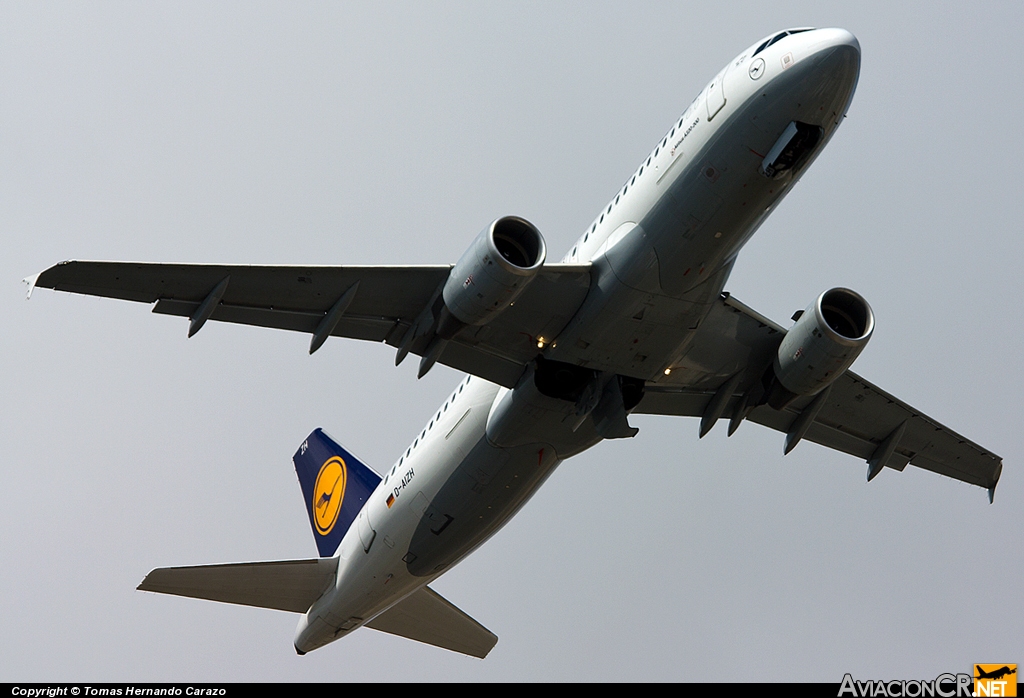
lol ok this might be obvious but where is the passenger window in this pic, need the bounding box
[615,194,620,205]
[631,175,635,186]
[670,127,675,138]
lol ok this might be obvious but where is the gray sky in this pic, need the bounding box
[2,0,1021,682]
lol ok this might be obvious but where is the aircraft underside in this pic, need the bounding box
[30,27,1002,658]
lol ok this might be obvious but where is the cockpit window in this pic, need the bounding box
[753,28,815,57]
[753,28,816,57]
[753,33,784,56]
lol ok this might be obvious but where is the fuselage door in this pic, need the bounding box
[706,68,727,121]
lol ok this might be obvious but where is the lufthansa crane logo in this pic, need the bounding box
[312,456,347,535]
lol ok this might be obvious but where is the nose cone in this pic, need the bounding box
[797,28,861,116]
[811,27,860,55]
[805,28,861,73]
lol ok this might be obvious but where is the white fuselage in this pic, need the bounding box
[295,27,861,653]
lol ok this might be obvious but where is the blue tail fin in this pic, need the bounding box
[293,429,381,557]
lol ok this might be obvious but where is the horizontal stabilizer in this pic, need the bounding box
[138,558,338,613]
[366,586,497,659]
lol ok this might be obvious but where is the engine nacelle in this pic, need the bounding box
[770,288,874,408]
[442,216,546,327]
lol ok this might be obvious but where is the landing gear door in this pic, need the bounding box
[706,68,727,121]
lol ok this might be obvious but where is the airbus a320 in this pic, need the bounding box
[29,28,1003,658]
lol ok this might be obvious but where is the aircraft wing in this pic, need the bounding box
[32,262,1001,494]
[637,294,1003,497]
[31,260,591,388]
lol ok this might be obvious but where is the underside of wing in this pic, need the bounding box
[34,260,450,338]
[32,260,591,388]
[749,372,1003,490]
[637,293,1003,496]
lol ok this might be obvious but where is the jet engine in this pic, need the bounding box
[769,288,874,409]
[442,216,546,327]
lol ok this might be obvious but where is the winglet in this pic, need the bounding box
[22,272,41,300]
[988,460,1002,504]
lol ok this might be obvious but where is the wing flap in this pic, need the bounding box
[137,557,339,614]
[422,339,531,389]
[152,298,398,342]
[366,586,497,659]
[631,388,707,417]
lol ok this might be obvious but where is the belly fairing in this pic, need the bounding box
[405,437,561,577]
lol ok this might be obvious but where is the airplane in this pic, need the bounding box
[975,666,1017,681]
[26,27,1003,658]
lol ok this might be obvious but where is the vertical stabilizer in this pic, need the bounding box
[293,429,381,557]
